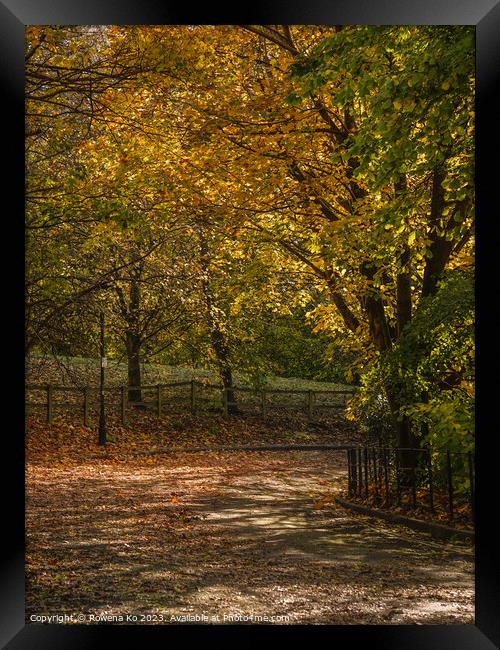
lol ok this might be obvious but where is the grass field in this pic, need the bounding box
[26,355,352,392]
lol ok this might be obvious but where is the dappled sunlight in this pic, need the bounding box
[26,451,473,624]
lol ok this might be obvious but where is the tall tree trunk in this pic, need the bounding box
[365,299,417,456]
[210,328,237,415]
[396,268,412,336]
[360,262,419,463]
[421,168,452,298]
[197,225,238,414]
[326,265,414,452]
[126,331,142,403]
[394,177,412,337]
[418,167,455,443]
[392,177,418,464]
[126,278,142,403]
[394,255,417,465]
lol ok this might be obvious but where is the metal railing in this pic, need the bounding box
[347,445,475,523]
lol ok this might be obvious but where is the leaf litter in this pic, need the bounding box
[26,414,474,624]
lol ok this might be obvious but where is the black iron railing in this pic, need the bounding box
[347,445,475,523]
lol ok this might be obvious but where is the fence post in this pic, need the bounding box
[307,390,314,420]
[395,451,401,506]
[121,386,127,425]
[222,388,228,417]
[468,452,475,522]
[83,386,89,427]
[410,465,417,509]
[157,384,162,417]
[427,449,434,512]
[347,449,352,496]
[261,390,267,418]
[46,384,53,424]
[348,448,352,494]
[357,447,362,495]
[446,450,454,520]
[383,447,390,505]
[190,380,196,415]
[364,447,369,498]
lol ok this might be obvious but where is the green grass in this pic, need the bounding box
[27,354,351,392]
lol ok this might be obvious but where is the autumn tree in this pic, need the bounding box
[165,25,474,451]
[25,25,474,452]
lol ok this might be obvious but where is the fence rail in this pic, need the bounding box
[346,445,474,523]
[25,381,356,425]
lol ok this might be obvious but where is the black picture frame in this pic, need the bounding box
[3,1,499,647]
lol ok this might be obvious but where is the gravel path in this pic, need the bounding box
[26,451,474,625]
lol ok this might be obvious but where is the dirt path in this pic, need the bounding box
[26,451,474,625]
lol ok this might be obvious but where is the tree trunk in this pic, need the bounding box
[197,224,238,415]
[362,277,419,463]
[208,320,238,415]
[124,277,143,403]
[330,290,360,333]
[360,262,393,352]
[396,244,412,336]
[421,168,453,298]
[126,331,142,403]
[220,360,237,416]
[385,388,420,471]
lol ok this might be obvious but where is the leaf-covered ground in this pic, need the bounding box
[26,416,474,625]
[25,410,360,465]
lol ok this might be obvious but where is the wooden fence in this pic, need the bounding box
[25,381,356,425]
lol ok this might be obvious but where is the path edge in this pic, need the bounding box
[335,496,475,543]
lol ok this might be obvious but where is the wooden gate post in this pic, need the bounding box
[190,380,196,415]
[157,384,162,417]
[307,390,314,420]
[261,390,267,418]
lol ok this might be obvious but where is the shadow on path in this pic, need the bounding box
[26,451,474,624]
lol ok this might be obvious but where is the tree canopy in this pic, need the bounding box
[25,25,474,449]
